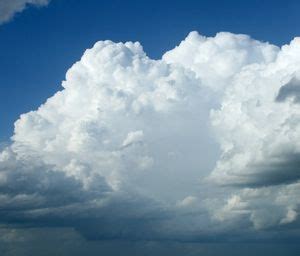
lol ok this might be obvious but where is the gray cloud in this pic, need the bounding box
[1,228,300,256]
[0,0,50,24]
[211,153,300,188]
[276,78,300,103]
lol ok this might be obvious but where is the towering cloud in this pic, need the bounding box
[1,31,300,241]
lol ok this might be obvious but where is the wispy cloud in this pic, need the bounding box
[0,0,50,25]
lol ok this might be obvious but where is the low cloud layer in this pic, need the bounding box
[0,0,50,24]
[1,31,300,243]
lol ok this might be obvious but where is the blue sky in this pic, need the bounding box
[0,0,300,141]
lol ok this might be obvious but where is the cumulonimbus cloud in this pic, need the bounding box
[1,31,300,241]
[0,0,50,24]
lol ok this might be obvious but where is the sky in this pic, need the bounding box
[0,0,300,255]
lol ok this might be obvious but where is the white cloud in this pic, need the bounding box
[163,31,278,91]
[121,130,144,148]
[176,196,198,207]
[1,31,300,240]
[209,38,300,187]
[0,0,50,24]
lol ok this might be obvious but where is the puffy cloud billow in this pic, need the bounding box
[1,31,300,241]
